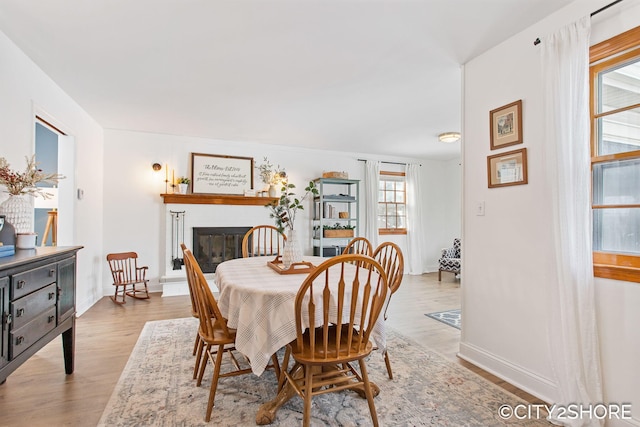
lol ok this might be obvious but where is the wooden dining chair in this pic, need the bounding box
[342,236,373,257]
[182,246,280,422]
[106,252,150,304]
[373,241,404,379]
[279,254,388,427]
[181,243,205,379]
[241,225,286,258]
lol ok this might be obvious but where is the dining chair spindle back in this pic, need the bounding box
[372,241,404,379]
[279,254,388,427]
[242,225,286,258]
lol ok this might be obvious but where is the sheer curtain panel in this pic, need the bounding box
[364,160,380,249]
[405,163,426,274]
[541,16,603,427]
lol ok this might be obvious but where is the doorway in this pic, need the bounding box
[34,117,75,246]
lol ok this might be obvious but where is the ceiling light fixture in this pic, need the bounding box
[438,132,461,143]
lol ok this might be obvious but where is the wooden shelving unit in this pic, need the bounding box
[161,193,277,206]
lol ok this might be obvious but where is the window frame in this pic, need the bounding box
[378,171,407,236]
[590,25,640,283]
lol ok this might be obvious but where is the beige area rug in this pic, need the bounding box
[98,317,551,426]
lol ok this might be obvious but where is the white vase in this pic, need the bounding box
[268,184,278,198]
[0,194,34,234]
[178,183,188,194]
[282,229,303,268]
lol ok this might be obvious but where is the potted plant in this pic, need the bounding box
[265,180,318,267]
[257,157,287,197]
[176,177,190,194]
[322,223,356,238]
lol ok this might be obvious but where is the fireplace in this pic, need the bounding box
[193,227,251,273]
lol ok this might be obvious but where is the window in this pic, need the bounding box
[590,26,640,282]
[378,171,406,235]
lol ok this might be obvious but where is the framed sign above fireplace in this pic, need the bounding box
[191,153,254,195]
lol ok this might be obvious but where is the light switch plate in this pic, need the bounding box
[475,201,485,216]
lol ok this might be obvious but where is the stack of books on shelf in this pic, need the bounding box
[0,245,15,258]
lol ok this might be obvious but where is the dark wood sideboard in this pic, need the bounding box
[0,246,82,383]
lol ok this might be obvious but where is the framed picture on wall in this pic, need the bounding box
[489,99,523,150]
[191,153,254,195]
[487,148,528,188]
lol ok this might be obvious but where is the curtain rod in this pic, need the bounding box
[357,159,422,166]
[533,0,624,46]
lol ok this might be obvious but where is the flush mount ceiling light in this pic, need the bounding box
[438,132,461,143]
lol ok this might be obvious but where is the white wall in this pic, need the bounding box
[461,1,640,424]
[0,30,105,315]
[102,129,461,294]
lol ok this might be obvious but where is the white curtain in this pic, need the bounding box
[363,160,380,249]
[405,163,425,274]
[541,16,603,427]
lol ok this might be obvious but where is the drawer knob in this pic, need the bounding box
[17,280,25,289]
[15,336,24,345]
[49,269,56,277]
[48,315,55,323]
[16,308,24,317]
[49,292,56,300]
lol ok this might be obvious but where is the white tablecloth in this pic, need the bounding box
[214,256,387,376]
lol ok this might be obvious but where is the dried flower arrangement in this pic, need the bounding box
[0,155,64,198]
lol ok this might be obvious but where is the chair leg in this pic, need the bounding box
[438,269,442,281]
[383,350,393,380]
[302,366,313,427]
[193,333,200,356]
[197,343,211,386]
[205,344,225,422]
[110,285,126,304]
[358,358,380,427]
[194,336,205,380]
[278,347,291,392]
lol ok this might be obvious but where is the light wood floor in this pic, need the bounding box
[0,272,541,426]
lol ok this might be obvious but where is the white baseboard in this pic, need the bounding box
[161,277,218,297]
[458,341,558,404]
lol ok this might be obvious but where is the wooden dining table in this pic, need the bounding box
[214,255,388,424]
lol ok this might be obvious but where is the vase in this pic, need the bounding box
[282,229,303,268]
[178,183,188,194]
[268,184,278,198]
[0,194,34,234]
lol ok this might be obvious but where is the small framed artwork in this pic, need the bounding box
[191,153,254,195]
[489,99,523,150]
[487,148,528,188]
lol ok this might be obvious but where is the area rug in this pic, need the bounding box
[425,309,461,330]
[98,317,550,426]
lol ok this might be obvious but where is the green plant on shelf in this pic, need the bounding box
[322,223,356,230]
[176,177,191,184]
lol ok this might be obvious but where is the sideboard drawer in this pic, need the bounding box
[9,307,57,359]
[11,263,57,299]
[11,283,57,330]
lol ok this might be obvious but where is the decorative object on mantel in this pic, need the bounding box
[322,171,349,179]
[176,176,190,194]
[0,156,64,244]
[257,157,287,197]
[191,153,253,195]
[266,179,318,268]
